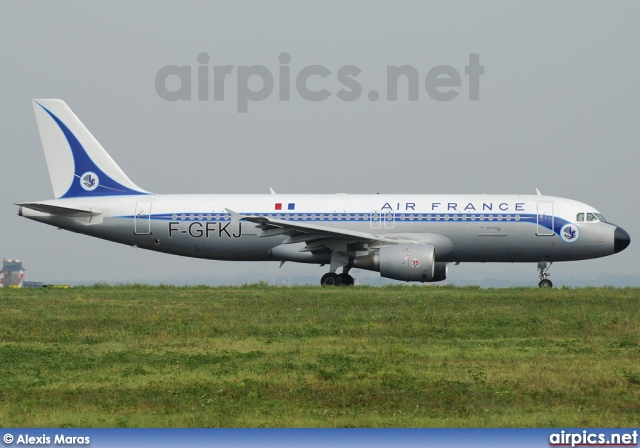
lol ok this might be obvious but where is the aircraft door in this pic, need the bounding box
[134,201,152,235]
[370,210,381,229]
[536,202,554,236]
[383,211,395,229]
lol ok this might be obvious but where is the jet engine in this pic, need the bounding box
[354,244,447,282]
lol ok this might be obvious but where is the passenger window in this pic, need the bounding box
[577,213,584,222]
[587,213,597,222]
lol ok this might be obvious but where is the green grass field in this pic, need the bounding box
[0,284,638,427]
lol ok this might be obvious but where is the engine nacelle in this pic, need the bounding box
[432,261,448,282]
[379,244,435,282]
[352,244,449,282]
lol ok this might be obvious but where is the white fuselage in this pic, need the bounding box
[20,193,620,265]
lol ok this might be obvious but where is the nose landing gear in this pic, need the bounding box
[537,261,553,288]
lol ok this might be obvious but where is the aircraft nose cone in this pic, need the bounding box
[614,226,631,253]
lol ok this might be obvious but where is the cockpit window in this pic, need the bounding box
[578,212,607,222]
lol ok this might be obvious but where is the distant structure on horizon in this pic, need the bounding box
[1,259,25,288]
[0,259,44,288]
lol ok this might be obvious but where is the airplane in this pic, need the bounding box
[18,99,630,288]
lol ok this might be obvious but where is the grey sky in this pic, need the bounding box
[2,1,638,286]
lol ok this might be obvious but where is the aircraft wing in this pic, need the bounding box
[226,208,420,254]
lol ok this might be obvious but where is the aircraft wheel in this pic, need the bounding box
[321,273,342,286]
[339,273,355,286]
[538,279,553,288]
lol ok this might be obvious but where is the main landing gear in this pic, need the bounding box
[537,261,553,288]
[321,268,355,286]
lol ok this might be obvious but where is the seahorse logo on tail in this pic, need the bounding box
[80,171,99,191]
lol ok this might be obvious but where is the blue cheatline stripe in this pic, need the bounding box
[116,212,569,233]
[36,102,151,198]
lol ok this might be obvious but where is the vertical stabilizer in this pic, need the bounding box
[32,99,152,198]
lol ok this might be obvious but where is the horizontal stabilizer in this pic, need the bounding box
[17,202,103,225]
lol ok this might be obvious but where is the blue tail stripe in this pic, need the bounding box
[36,102,150,198]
